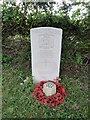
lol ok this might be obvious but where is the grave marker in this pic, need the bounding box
[30,27,62,83]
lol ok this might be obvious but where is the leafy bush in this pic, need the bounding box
[2,54,13,63]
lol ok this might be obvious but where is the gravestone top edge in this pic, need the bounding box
[30,27,63,32]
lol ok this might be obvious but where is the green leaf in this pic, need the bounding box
[76,52,82,64]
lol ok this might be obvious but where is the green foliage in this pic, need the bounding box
[2,1,89,38]
[2,55,13,68]
[76,52,82,64]
[20,50,30,61]
[2,55,13,63]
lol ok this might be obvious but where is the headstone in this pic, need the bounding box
[30,27,63,83]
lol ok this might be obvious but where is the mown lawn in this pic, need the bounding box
[2,37,88,119]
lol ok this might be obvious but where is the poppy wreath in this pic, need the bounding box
[33,78,66,106]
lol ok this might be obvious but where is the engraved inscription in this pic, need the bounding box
[39,34,54,49]
[45,82,54,88]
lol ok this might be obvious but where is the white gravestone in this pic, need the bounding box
[30,27,63,83]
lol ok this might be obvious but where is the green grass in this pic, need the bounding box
[2,43,88,119]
